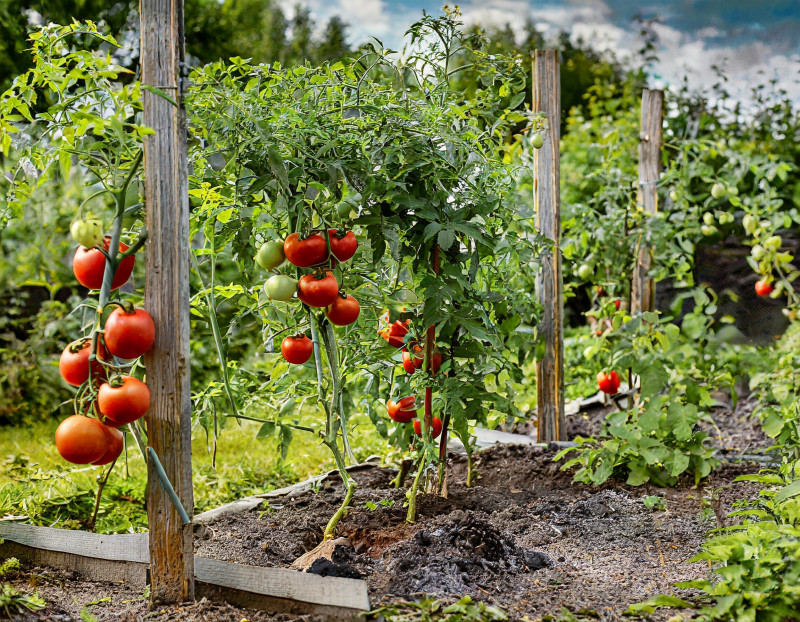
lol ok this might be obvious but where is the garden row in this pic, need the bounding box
[0,6,799,620]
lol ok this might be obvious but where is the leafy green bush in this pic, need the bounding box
[678,460,800,620]
[556,306,725,486]
[750,322,800,454]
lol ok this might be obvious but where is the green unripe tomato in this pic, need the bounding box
[751,245,765,260]
[576,263,593,281]
[255,241,286,270]
[764,235,782,251]
[70,218,104,248]
[710,183,726,200]
[263,275,297,301]
[703,212,715,225]
[742,214,757,235]
[531,133,544,149]
[669,190,679,202]
[336,201,353,219]
[700,224,717,237]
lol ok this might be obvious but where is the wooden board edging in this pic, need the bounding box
[0,521,149,563]
[0,540,148,588]
[0,522,370,616]
[195,557,370,611]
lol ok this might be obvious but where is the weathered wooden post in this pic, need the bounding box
[532,50,565,442]
[141,0,195,604]
[631,89,664,315]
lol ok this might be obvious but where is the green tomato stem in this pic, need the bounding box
[322,470,356,540]
[406,454,428,523]
[190,249,239,420]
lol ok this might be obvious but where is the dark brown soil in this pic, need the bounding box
[187,444,761,621]
[2,568,306,621]
[4,406,767,621]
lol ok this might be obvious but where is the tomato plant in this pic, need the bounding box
[185,8,541,532]
[0,23,156,525]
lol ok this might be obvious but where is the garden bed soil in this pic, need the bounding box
[6,440,764,621]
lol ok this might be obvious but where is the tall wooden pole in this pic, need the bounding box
[141,0,194,604]
[631,89,664,315]
[532,50,565,442]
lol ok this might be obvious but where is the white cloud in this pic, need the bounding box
[283,0,800,103]
[280,0,399,44]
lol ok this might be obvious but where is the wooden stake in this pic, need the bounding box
[141,0,194,604]
[532,50,565,442]
[631,89,664,315]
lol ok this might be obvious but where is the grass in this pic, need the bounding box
[0,413,388,533]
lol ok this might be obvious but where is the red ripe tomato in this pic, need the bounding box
[414,417,443,439]
[297,271,339,307]
[284,233,328,268]
[597,370,620,395]
[326,294,360,326]
[92,425,124,465]
[104,307,155,359]
[379,319,410,348]
[327,229,358,262]
[55,415,110,464]
[387,396,417,423]
[755,279,773,297]
[614,299,622,310]
[402,343,424,374]
[402,344,442,375]
[98,376,151,425]
[281,335,313,365]
[430,350,442,375]
[59,338,108,387]
[73,237,135,290]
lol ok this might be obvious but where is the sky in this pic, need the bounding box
[279,0,800,101]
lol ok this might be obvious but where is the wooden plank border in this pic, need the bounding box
[0,522,370,618]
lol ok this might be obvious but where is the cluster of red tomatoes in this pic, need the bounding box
[55,234,154,465]
[380,317,443,439]
[255,230,361,366]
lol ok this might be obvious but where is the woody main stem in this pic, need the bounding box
[423,244,441,433]
[407,244,441,523]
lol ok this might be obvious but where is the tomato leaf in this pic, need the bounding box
[437,228,455,251]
